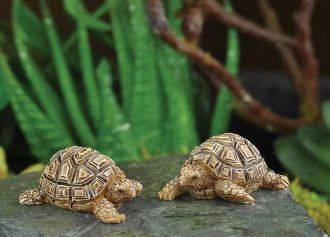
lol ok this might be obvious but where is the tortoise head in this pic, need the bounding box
[179,163,213,190]
[106,179,142,203]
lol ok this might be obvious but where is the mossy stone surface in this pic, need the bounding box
[0,155,326,237]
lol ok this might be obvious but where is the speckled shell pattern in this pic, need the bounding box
[39,146,124,210]
[184,133,268,186]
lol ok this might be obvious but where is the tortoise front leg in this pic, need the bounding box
[93,197,126,224]
[158,178,186,201]
[214,180,254,204]
[262,171,289,190]
[19,188,45,205]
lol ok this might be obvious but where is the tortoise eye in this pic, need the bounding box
[192,175,198,180]
[118,189,124,193]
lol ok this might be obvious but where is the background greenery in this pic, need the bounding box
[0,0,238,165]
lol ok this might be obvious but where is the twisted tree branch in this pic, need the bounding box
[294,0,320,121]
[147,0,309,133]
[257,0,305,99]
[202,0,298,49]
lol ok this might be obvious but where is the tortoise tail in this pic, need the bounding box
[19,188,45,205]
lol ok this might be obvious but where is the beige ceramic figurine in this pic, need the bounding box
[159,133,289,204]
[19,146,142,224]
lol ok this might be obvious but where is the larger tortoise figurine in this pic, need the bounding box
[159,133,289,204]
[19,146,142,224]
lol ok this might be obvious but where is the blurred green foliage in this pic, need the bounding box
[275,101,330,198]
[290,179,330,234]
[0,0,240,164]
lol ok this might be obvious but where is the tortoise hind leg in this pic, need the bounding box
[262,171,289,190]
[214,180,254,204]
[158,178,186,201]
[19,188,45,205]
[93,197,126,224]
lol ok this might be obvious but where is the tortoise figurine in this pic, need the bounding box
[19,146,142,224]
[158,133,289,204]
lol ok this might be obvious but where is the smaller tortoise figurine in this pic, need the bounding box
[19,146,142,224]
[158,133,289,204]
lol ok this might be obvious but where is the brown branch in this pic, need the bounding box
[180,6,204,45]
[256,0,305,99]
[147,0,308,133]
[201,0,298,49]
[294,0,320,121]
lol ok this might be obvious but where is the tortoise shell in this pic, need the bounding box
[38,146,124,210]
[185,133,268,185]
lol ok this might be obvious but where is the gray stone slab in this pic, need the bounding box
[0,155,326,237]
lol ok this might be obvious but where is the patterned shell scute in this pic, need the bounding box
[189,133,268,183]
[39,146,119,206]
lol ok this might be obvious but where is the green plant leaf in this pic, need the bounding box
[40,0,95,146]
[210,0,240,135]
[95,58,140,162]
[110,0,135,113]
[13,0,49,55]
[0,49,72,163]
[156,42,198,153]
[274,136,330,196]
[126,0,165,154]
[164,1,194,110]
[297,125,330,168]
[63,0,110,31]
[77,22,100,129]
[13,0,72,139]
[322,101,330,131]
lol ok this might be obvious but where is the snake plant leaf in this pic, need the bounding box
[76,23,101,130]
[95,58,140,162]
[164,1,194,111]
[40,0,95,147]
[274,136,330,196]
[77,10,110,31]
[13,0,72,139]
[297,125,330,168]
[210,0,240,135]
[93,1,113,18]
[64,0,102,130]
[126,0,165,154]
[110,0,135,114]
[63,0,110,31]
[157,1,198,153]
[0,50,72,163]
[13,0,49,55]
[157,42,198,153]
[322,101,330,131]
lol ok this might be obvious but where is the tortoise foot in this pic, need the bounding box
[93,198,126,224]
[215,180,254,204]
[19,188,45,205]
[158,178,185,201]
[262,171,289,190]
